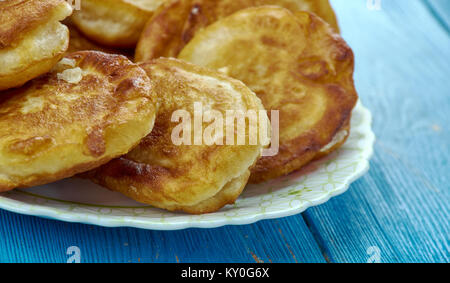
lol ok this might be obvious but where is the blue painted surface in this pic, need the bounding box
[0,0,448,263]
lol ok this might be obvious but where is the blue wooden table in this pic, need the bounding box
[0,0,448,263]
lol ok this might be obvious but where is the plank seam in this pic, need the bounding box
[301,213,333,263]
[422,0,450,34]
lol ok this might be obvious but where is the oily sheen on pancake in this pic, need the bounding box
[88,58,268,214]
[71,0,167,48]
[0,51,158,191]
[178,7,358,183]
[0,0,72,91]
[135,0,339,62]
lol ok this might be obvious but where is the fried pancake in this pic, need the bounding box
[135,0,339,62]
[315,119,350,160]
[178,7,358,183]
[0,0,72,91]
[65,20,134,59]
[65,19,116,54]
[0,51,158,192]
[71,0,167,48]
[88,58,268,214]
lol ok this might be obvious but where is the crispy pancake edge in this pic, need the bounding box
[0,51,158,191]
[88,58,267,213]
[135,0,339,62]
[177,7,358,183]
[0,0,73,91]
[250,11,357,183]
[0,0,71,48]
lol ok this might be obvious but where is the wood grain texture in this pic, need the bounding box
[0,0,449,263]
[0,210,325,263]
[423,0,450,33]
[302,0,449,263]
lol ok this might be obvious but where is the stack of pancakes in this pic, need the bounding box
[0,0,358,214]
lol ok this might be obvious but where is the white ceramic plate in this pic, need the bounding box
[0,101,374,230]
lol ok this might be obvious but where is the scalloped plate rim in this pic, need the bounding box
[0,101,375,230]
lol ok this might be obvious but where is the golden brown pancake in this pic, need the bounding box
[71,0,168,48]
[65,20,134,59]
[88,58,269,214]
[314,119,350,160]
[178,7,358,183]
[0,0,73,91]
[135,0,339,62]
[0,51,158,192]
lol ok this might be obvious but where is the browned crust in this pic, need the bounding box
[249,98,354,183]
[65,51,141,79]
[176,7,358,183]
[87,58,264,214]
[250,117,352,183]
[88,163,250,214]
[136,0,340,61]
[239,11,357,183]
[313,118,351,160]
[173,8,355,183]
[0,0,69,48]
[136,0,193,61]
[0,51,157,191]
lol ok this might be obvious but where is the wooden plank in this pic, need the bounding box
[423,0,450,33]
[301,0,449,263]
[0,209,325,263]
